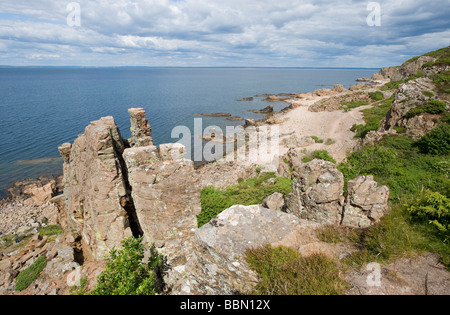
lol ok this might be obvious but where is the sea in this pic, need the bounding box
[0,67,378,197]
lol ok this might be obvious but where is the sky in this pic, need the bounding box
[0,0,449,68]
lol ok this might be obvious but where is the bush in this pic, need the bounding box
[407,190,450,240]
[198,173,293,227]
[369,91,384,101]
[91,236,163,295]
[415,124,450,155]
[312,150,336,164]
[15,256,47,292]
[246,245,348,295]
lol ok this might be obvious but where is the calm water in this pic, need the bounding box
[0,67,377,197]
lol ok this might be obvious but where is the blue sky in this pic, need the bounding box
[0,0,449,68]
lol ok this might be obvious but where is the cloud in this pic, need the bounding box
[0,0,449,67]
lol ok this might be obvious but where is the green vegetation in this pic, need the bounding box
[350,95,394,139]
[91,236,163,295]
[405,99,447,118]
[70,277,88,295]
[340,100,369,112]
[246,245,348,295]
[422,90,435,98]
[312,150,336,164]
[15,256,47,292]
[198,172,293,227]
[301,150,336,164]
[407,190,450,242]
[341,204,450,269]
[311,136,324,143]
[39,224,62,237]
[338,134,449,201]
[369,91,384,101]
[415,124,450,155]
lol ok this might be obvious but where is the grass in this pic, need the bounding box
[198,172,293,227]
[39,224,62,237]
[302,150,336,164]
[340,100,369,112]
[246,245,349,295]
[350,95,394,139]
[15,256,47,292]
[341,203,450,270]
[338,134,450,201]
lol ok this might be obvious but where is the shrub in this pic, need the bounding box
[39,224,62,237]
[369,91,384,101]
[91,236,163,295]
[311,136,324,143]
[407,190,450,240]
[405,100,447,118]
[198,173,293,227]
[422,90,434,98]
[422,99,447,114]
[415,124,450,155]
[15,256,47,292]
[246,245,348,295]
[312,150,336,164]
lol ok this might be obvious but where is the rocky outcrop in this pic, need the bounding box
[128,108,153,147]
[286,160,389,228]
[371,56,435,82]
[162,205,320,295]
[58,109,202,261]
[286,160,345,225]
[7,176,62,207]
[380,77,441,138]
[342,176,389,228]
[123,144,201,247]
[58,116,133,261]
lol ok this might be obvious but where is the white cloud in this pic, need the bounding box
[0,0,449,66]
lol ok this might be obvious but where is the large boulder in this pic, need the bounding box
[59,116,133,261]
[286,160,345,225]
[163,205,319,295]
[342,176,389,228]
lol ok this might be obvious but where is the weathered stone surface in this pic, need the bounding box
[124,144,201,246]
[342,176,389,228]
[159,143,187,161]
[128,108,153,147]
[59,116,133,261]
[58,143,72,163]
[163,205,319,295]
[262,192,285,212]
[197,161,257,189]
[122,145,159,169]
[7,176,59,207]
[380,77,440,138]
[286,160,345,225]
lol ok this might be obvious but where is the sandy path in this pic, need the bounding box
[276,96,372,163]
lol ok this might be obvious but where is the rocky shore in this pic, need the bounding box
[1,48,449,295]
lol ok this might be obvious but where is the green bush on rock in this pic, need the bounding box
[91,236,163,295]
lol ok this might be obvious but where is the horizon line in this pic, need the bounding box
[0,65,381,70]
